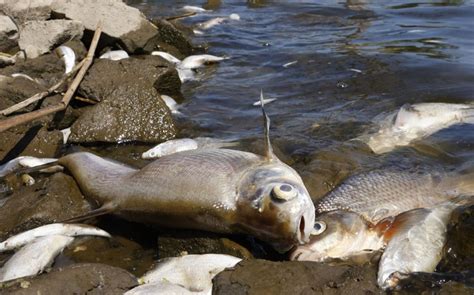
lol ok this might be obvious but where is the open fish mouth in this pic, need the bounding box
[296,215,309,244]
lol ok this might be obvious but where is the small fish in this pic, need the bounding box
[181,5,207,13]
[283,61,297,68]
[55,45,75,74]
[0,156,60,178]
[0,223,110,251]
[160,95,181,115]
[99,50,129,61]
[151,51,181,65]
[142,137,237,159]
[315,168,474,224]
[0,235,74,282]
[359,102,474,154]
[60,127,72,144]
[10,73,35,81]
[137,254,241,294]
[125,282,199,295]
[198,17,227,30]
[253,98,277,106]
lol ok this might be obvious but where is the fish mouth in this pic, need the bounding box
[296,215,308,244]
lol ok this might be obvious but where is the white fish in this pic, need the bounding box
[99,50,129,61]
[348,68,362,73]
[139,254,241,294]
[359,102,474,154]
[160,95,181,115]
[0,223,111,252]
[0,156,59,178]
[60,127,71,144]
[229,13,241,21]
[142,137,238,159]
[181,5,207,13]
[10,73,35,81]
[125,281,200,295]
[283,61,297,68]
[253,98,277,106]
[198,17,227,30]
[55,46,75,74]
[377,201,463,289]
[0,235,74,282]
[180,54,228,70]
[151,51,181,65]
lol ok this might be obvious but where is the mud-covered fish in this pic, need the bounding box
[316,168,473,224]
[358,102,474,154]
[30,94,314,252]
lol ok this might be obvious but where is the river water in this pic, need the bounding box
[128,0,474,199]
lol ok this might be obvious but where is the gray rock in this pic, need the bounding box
[0,0,52,23]
[18,20,84,59]
[0,263,138,294]
[78,56,181,102]
[0,75,46,113]
[145,19,195,58]
[212,259,381,295]
[69,83,176,143]
[51,0,158,53]
[0,15,19,53]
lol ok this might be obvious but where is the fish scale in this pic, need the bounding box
[316,169,470,223]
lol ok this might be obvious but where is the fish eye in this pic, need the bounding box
[311,221,327,235]
[271,183,297,201]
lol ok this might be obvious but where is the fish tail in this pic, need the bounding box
[461,107,474,124]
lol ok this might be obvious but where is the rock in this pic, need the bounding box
[0,263,138,294]
[157,229,253,260]
[0,172,93,240]
[0,15,19,53]
[145,19,195,58]
[0,0,53,23]
[0,75,47,113]
[212,259,380,295]
[18,20,84,59]
[51,0,158,53]
[0,126,63,160]
[69,83,176,143]
[78,56,181,101]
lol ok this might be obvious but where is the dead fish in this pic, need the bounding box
[99,50,129,61]
[125,281,199,295]
[0,223,111,251]
[315,168,474,224]
[282,61,298,68]
[60,127,72,144]
[151,51,181,65]
[142,137,238,159]
[136,254,241,294]
[198,14,240,30]
[0,156,60,178]
[289,210,386,262]
[181,5,207,13]
[0,235,74,282]
[55,45,75,74]
[44,93,315,252]
[160,95,181,115]
[253,98,277,106]
[358,102,474,154]
[377,200,467,289]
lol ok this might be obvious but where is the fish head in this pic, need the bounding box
[236,161,315,252]
[290,210,382,261]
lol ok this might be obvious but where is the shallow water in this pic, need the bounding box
[127,0,474,198]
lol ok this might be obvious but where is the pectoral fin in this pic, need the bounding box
[62,202,118,223]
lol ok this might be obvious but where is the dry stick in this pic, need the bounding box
[0,25,102,133]
[0,59,86,116]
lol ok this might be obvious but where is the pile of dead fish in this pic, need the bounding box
[0,1,473,294]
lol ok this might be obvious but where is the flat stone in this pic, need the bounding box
[0,15,19,53]
[0,263,138,294]
[51,0,158,53]
[18,20,84,59]
[70,83,176,143]
[1,0,53,23]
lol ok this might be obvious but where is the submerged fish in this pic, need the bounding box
[315,168,474,224]
[358,102,474,154]
[35,93,314,252]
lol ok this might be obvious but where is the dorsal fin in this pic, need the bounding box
[260,90,278,162]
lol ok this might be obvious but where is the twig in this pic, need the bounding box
[73,95,97,104]
[166,12,197,21]
[0,59,86,116]
[0,25,102,133]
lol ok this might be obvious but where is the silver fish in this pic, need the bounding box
[315,168,473,224]
[358,102,474,154]
[56,93,315,252]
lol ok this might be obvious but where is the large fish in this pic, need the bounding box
[357,102,474,154]
[23,93,315,252]
[315,168,474,224]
